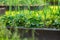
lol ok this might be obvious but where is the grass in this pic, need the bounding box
[0,0,46,6]
[1,0,60,6]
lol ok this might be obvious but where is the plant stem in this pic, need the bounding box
[32,29,35,40]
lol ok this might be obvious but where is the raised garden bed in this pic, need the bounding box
[0,0,60,40]
[7,27,60,40]
[0,5,60,40]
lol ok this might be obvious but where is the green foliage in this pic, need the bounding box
[0,0,46,6]
[0,0,60,5]
[0,20,21,40]
[0,29,20,40]
[0,6,60,29]
[0,0,60,29]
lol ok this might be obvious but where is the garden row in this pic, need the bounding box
[0,6,60,29]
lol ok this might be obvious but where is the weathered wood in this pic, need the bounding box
[7,27,60,40]
[0,7,6,15]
